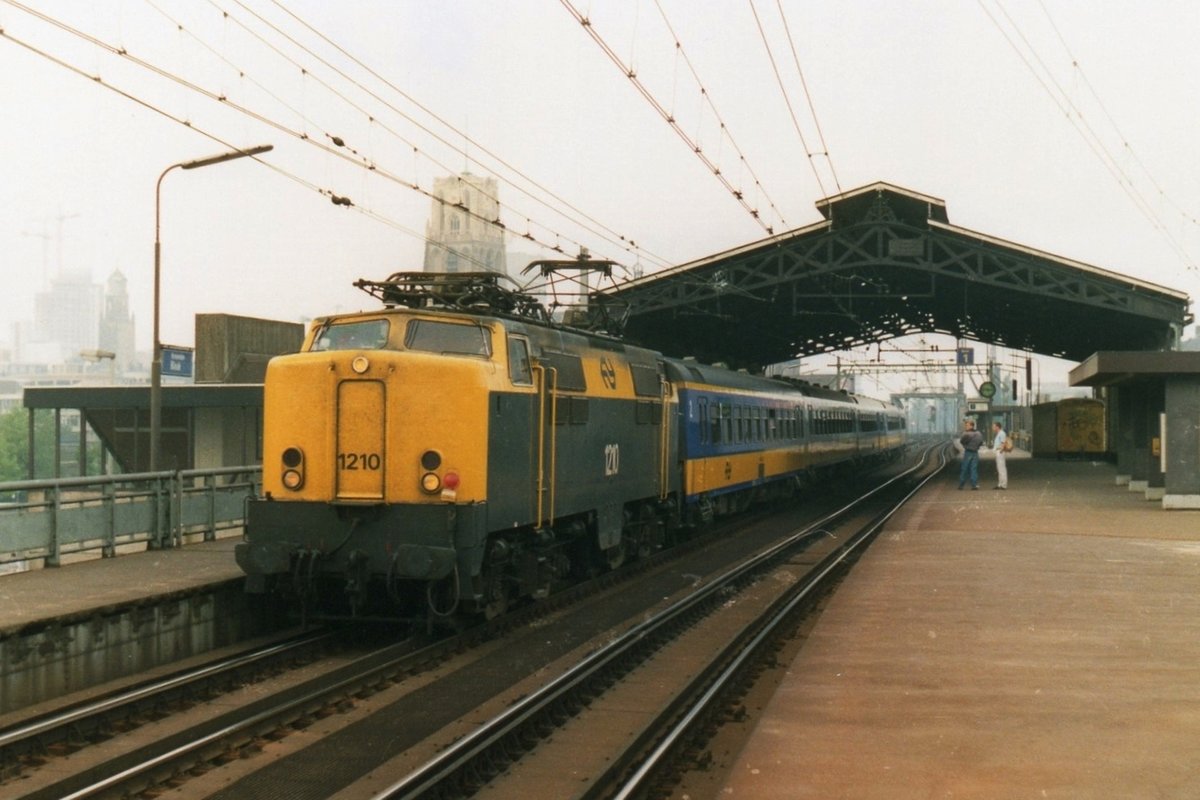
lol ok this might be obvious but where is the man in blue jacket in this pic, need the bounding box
[958,419,984,490]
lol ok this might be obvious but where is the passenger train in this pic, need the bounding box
[235,273,907,622]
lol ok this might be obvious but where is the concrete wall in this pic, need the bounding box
[194,406,261,469]
[1164,377,1200,505]
[195,313,305,384]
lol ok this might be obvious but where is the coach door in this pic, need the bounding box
[336,380,386,502]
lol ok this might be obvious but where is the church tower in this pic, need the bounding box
[99,269,136,373]
[423,173,507,276]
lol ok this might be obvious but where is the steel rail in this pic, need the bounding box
[0,631,328,768]
[18,631,432,800]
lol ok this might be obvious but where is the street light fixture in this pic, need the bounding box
[150,144,272,473]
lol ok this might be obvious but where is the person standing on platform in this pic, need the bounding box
[991,421,1010,490]
[958,419,984,490]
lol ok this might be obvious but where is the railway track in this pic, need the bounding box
[0,630,330,778]
[0,447,936,799]
[373,442,949,799]
[1,500,742,797]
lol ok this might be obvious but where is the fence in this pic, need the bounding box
[0,467,261,569]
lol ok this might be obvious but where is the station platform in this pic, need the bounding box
[719,450,1200,798]
[0,537,244,637]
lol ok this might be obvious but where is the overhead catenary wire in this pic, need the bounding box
[0,0,640,273]
[649,0,791,227]
[1035,0,1200,234]
[773,0,841,194]
[0,24,501,276]
[215,0,666,269]
[977,0,1197,279]
[560,0,783,236]
[746,0,828,198]
[257,0,670,270]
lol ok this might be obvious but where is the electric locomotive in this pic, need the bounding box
[236,271,907,623]
[237,272,678,621]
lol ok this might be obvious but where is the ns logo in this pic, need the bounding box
[599,356,618,391]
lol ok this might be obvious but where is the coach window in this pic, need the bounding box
[508,336,533,385]
[698,398,709,444]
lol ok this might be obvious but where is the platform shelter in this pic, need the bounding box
[1071,351,1200,509]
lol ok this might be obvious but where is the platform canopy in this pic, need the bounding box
[605,182,1191,368]
[1069,350,1200,387]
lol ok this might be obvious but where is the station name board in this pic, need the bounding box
[161,345,194,378]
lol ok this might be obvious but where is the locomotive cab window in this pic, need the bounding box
[508,336,532,385]
[313,319,390,351]
[406,319,491,357]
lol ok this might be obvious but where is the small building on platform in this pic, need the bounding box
[1071,350,1200,509]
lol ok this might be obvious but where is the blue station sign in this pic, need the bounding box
[161,345,194,378]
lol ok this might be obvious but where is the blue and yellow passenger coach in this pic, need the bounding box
[667,361,906,520]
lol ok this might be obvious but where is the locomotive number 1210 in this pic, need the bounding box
[338,452,382,470]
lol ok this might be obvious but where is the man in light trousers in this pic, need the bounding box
[991,421,1009,490]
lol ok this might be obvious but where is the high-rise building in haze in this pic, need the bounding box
[30,267,101,364]
[423,173,507,276]
[98,269,136,372]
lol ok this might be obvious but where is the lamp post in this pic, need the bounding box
[150,144,272,473]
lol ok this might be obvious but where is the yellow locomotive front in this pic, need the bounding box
[238,307,519,619]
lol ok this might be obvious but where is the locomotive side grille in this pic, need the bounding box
[336,380,386,502]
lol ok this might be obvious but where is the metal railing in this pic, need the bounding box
[0,467,261,569]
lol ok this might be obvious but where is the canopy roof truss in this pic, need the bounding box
[608,182,1190,369]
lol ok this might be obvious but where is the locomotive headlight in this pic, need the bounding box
[281,447,304,490]
[351,356,370,374]
[420,472,442,494]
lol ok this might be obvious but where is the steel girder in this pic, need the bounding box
[611,214,1189,369]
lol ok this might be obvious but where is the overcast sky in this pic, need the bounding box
[2,1,1197,392]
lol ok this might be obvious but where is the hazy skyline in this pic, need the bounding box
[2,1,1197,378]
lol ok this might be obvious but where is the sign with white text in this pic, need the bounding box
[161,345,194,378]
